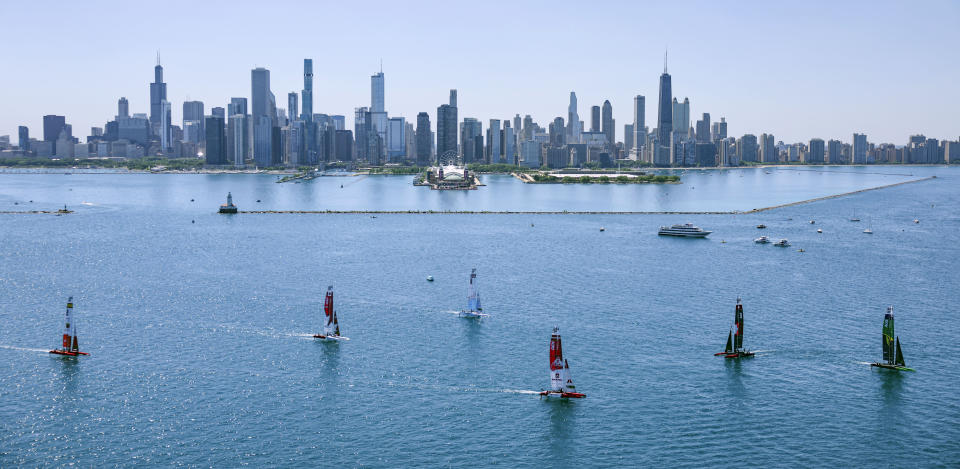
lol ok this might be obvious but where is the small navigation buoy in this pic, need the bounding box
[13,202,18,205]
[798,248,805,252]
[426,276,434,282]
[341,184,344,188]
[531,223,534,227]
[191,220,195,224]
[257,199,261,203]
[190,198,195,202]
[721,240,727,244]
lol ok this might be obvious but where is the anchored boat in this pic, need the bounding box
[49,297,89,357]
[459,268,486,318]
[313,286,347,341]
[715,297,754,358]
[540,327,586,399]
[871,306,913,371]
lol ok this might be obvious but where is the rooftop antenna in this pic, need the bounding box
[379,58,383,73]
[664,48,668,74]
[157,50,160,66]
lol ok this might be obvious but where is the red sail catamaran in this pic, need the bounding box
[49,297,89,357]
[540,327,586,399]
[313,286,346,341]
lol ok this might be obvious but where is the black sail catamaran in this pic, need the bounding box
[715,297,754,358]
[871,306,913,371]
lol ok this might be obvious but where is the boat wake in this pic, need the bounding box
[0,344,50,353]
[855,361,874,366]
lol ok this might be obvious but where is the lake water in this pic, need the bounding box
[1,166,958,466]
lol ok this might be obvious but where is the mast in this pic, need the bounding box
[549,327,564,391]
[882,306,895,365]
[323,286,334,336]
[62,297,75,352]
[734,297,744,352]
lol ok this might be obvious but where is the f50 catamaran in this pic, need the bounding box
[313,286,347,341]
[540,327,586,399]
[49,297,89,357]
[459,268,486,318]
[871,306,913,371]
[715,297,754,358]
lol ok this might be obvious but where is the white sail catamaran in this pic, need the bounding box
[459,268,487,318]
[314,286,348,341]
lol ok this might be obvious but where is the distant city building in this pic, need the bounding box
[149,56,168,138]
[657,54,673,149]
[18,126,29,151]
[252,67,277,166]
[228,114,247,167]
[487,119,501,163]
[302,59,313,121]
[371,71,385,113]
[695,113,710,143]
[43,115,66,150]
[632,95,645,155]
[183,101,204,143]
[160,100,172,151]
[590,106,600,132]
[807,138,825,163]
[737,134,758,163]
[671,97,690,137]
[852,133,868,164]
[287,92,298,125]
[521,140,541,168]
[827,139,843,164]
[711,117,727,141]
[118,97,129,118]
[387,116,406,160]
[567,92,580,143]
[460,118,482,164]
[624,124,634,153]
[415,112,432,166]
[601,100,614,146]
[760,133,776,163]
[204,115,226,165]
[436,90,458,163]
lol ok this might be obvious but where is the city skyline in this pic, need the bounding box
[2,1,958,145]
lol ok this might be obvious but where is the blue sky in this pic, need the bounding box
[2,0,957,144]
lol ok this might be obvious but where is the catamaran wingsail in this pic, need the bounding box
[49,297,89,356]
[314,286,347,341]
[871,306,913,371]
[540,327,586,399]
[714,297,754,358]
[459,268,486,318]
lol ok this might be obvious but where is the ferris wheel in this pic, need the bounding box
[439,150,461,166]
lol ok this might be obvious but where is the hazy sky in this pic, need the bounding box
[2,0,958,144]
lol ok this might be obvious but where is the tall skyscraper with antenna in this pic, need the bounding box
[150,52,168,138]
[656,50,673,148]
[371,66,385,113]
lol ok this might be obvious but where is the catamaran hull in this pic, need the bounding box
[539,391,586,399]
[313,335,349,341]
[721,351,754,358]
[871,363,914,371]
[49,350,89,356]
[459,311,487,318]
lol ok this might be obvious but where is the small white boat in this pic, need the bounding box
[774,239,790,247]
[864,228,873,234]
[817,229,823,233]
[426,275,434,282]
[809,220,816,224]
[599,227,605,232]
[459,268,486,318]
[913,219,920,224]
[754,236,770,244]
[756,224,767,229]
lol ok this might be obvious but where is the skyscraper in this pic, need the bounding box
[590,106,601,132]
[118,97,129,118]
[371,71,385,113]
[852,133,868,164]
[695,113,710,143]
[149,54,167,138]
[18,126,29,151]
[302,59,313,121]
[436,90,458,162]
[601,100,614,146]
[229,97,248,117]
[251,67,277,166]
[760,133,776,163]
[287,92,298,123]
[460,118,482,164]
[632,95,645,154]
[672,97,690,136]
[807,138,825,163]
[204,115,226,165]
[487,119,501,163]
[657,52,673,147]
[415,112,432,166]
[160,100,171,151]
[43,115,65,144]
[567,92,580,143]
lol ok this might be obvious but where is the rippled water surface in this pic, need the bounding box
[1,166,958,466]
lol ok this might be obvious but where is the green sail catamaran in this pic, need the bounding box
[715,297,754,358]
[871,306,914,371]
